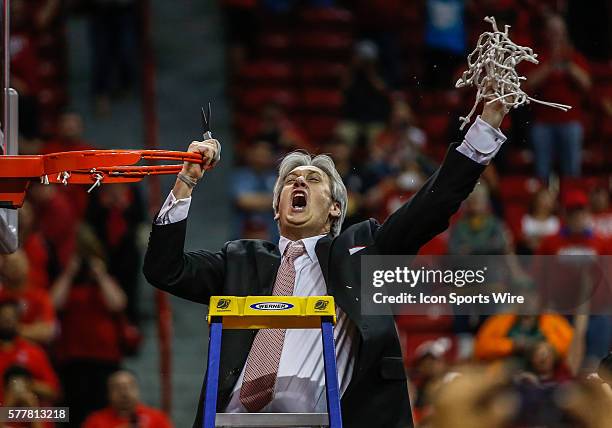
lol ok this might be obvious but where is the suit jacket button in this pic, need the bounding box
[231,368,240,375]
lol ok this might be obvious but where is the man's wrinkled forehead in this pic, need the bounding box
[286,165,326,179]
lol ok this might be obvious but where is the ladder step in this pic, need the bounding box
[215,412,329,427]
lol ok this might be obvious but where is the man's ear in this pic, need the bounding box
[329,201,341,219]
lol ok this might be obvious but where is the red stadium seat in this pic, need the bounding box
[233,114,261,140]
[590,61,612,84]
[300,89,343,112]
[583,145,608,174]
[300,7,353,29]
[560,176,610,195]
[295,33,353,59]
[297,62,346,86]
[237,88,297,112]
[505,149,534,174]
[420,113,450,144]
[417,91,461,113]
[238,61,293,85]
[504,202,529,244]
[400,25,424,50]
[299,115,339,142]
[396,312,457,366]
[422,144,448,163]
[258,33,292,59]
[602,115,612,138]
[418,234,448,255]
[498,176,543,241]
[401,2,425,23]
[499,176,543,204]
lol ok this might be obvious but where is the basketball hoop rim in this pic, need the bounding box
[0,149,212,208]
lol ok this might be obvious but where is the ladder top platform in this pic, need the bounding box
[207,296,336,329]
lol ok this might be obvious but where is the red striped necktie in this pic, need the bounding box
[239,240,306,412]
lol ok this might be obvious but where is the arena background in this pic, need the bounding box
[3,0,611,426]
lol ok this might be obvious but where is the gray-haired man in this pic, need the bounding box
[144,100,508,427]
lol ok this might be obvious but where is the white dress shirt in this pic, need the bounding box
[225,234,357,413]
[152,117,506,412]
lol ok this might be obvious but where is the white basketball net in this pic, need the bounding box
[455,16,572,129]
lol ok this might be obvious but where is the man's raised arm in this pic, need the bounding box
[143,139,225,304]
[373,100,508,255]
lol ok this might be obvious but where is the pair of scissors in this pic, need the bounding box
[201,102,220,163]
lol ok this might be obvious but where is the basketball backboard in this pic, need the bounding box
[0,89,19,253]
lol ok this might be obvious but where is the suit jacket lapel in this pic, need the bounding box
[316,234,364,330]
[315,234,335,296]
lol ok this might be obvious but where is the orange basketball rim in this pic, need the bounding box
[0,149,208,209]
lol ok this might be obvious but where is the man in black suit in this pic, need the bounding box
[143,99,509,427]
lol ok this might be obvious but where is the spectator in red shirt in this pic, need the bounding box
[537,189,611,369]
[18,201,51,291]
[51,225,127,428]
[0,300,59,405]
[86,184,147,325]
[41,112,96,219]
[537,190,609,256]
[42,112,94,154]
[82,369,173,428]
[525,14,592,180]
[3,365,52,428]
[27,183,78,269]
[0,250,56,345]
[364,156,426,223]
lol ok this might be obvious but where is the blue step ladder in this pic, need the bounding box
[203,296,343,428]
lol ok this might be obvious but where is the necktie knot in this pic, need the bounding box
[285,240,305,260]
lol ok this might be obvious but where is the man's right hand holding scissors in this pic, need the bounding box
[174,103,221,199]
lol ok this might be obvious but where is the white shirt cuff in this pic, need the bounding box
[456,116,507,165]
[154,191,192,225]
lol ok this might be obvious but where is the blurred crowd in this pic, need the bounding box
[9,0,139,144]
[222,0,612,426]
[3,0,612,426]
[0,168,165,426]
[4,0,172,425]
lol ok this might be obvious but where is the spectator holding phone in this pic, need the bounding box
[525,14,591,180]
[51,225,127,427]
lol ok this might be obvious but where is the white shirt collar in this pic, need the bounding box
[279,234,327,262]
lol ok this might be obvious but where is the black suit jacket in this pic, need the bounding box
[143,143,486,428]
